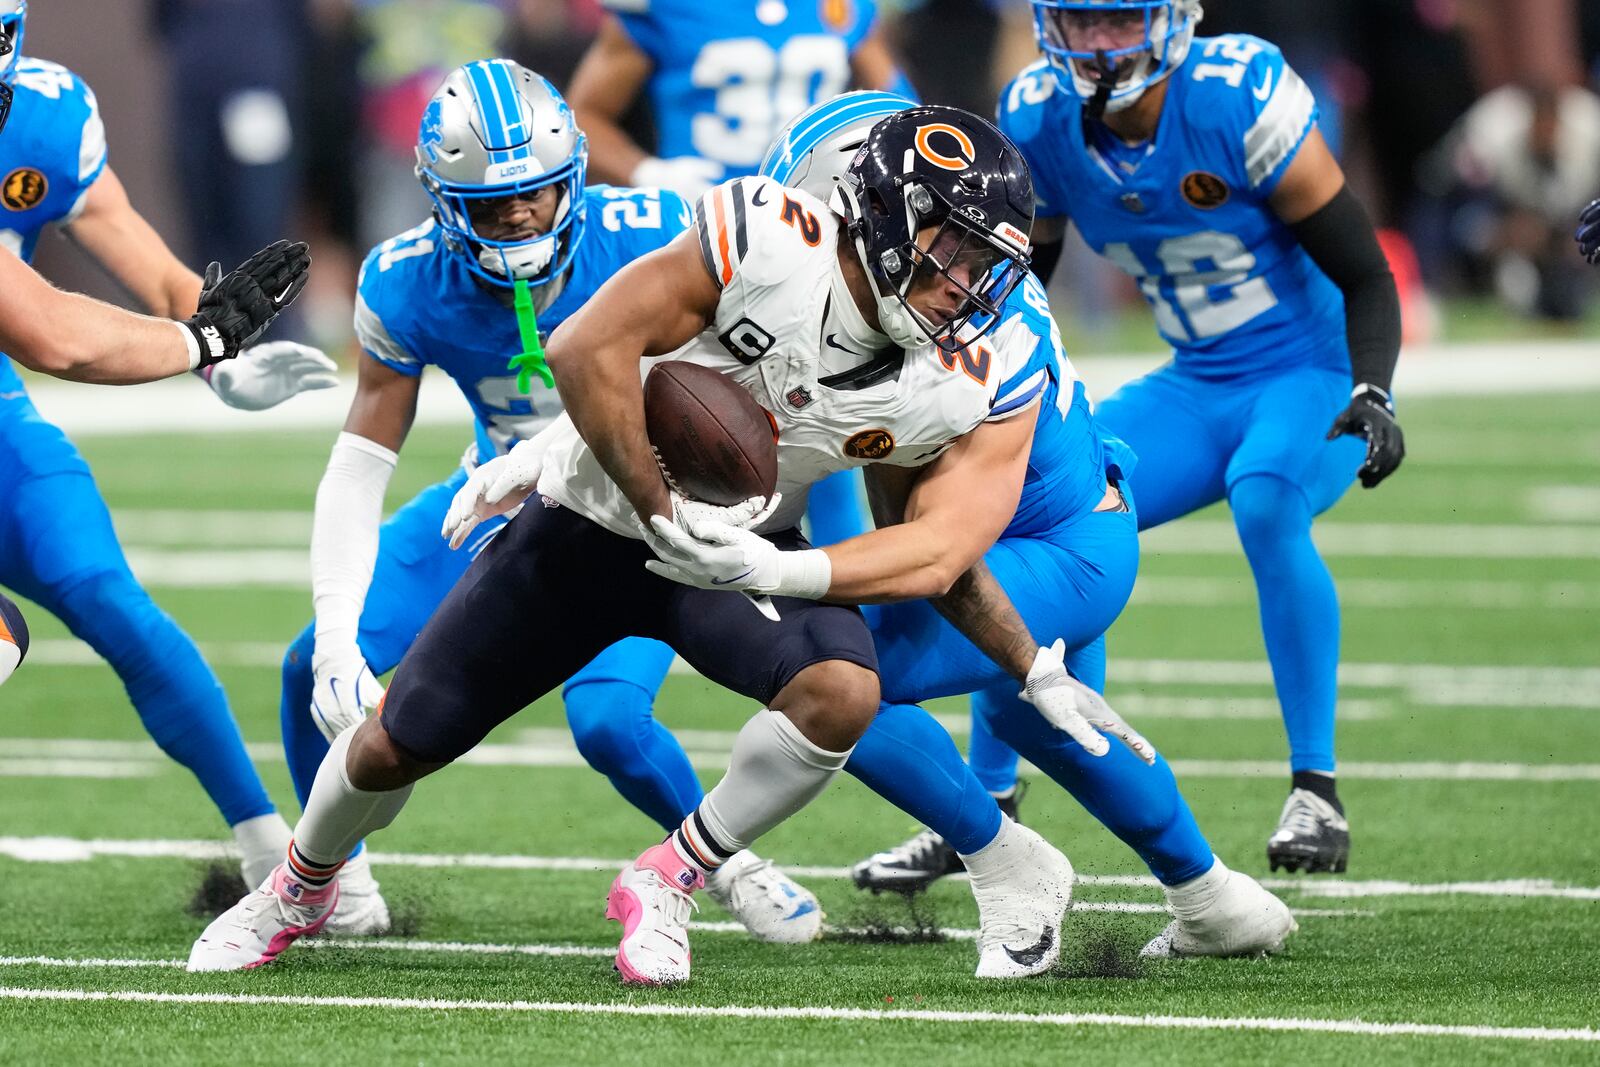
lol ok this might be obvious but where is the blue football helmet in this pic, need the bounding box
[1031,0,1201,117]
[414,59,588,289]
[0,0,25,134]
[760,90,917,202]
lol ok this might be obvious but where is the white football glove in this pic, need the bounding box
[642,500,831,601]
[207,340,340,411]
[630,156,725,202]
[441,437,547,550]
[1019,639,1156,764]
[309,649,385,742]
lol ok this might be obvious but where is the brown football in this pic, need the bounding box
[644,361,778,506]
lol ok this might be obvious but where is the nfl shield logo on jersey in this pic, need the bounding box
[786,385,813,409]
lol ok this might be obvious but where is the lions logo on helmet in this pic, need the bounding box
[1031,0,1202,119]
[414,59,589,289]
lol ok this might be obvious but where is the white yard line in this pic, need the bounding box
[1142,521,1600,560]
[1132,576,1600,612]
[1524,486,1600,522]
[3,737,1595,782]
[0,985,1594,1043]
[0,836,1593,901]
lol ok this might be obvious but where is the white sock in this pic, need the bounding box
[957,815,1018,872]
[232,812,291,886]
[1163,855,1227,920]
[687,709,851,865]
[294,725,414,868]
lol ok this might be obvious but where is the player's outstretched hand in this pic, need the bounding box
[207,341,339,411]
[1327,386,1405,488]
[181,240,311,368]
[1019,639,1156,764]
[1578,198,1600,264]
[310,651,384,742]
[441,438,546,549]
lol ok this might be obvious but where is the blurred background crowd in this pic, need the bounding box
[24,0,1600,354]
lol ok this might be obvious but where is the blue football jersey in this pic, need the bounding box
[353,184,692,460]
[0,57,109,400]
[999,274,1129,539]
[604,0,878,177]
[999,35,1347,380]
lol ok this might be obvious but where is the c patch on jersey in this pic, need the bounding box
[1180,171,1230,210]
[843,428,895,460]
[1,167,47,211]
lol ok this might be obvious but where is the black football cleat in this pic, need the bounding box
[1267,788,1350,874]
[852,788,1022,895]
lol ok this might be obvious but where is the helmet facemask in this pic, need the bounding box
[1032,1,1199,119]
[836,178,1030,352]
[414,61,589,290]
[0,0,25,135]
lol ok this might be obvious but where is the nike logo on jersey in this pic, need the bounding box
[751,185,769,207]
[1002,927,1056,968]
[1253,70,1274,102]
[824,333,873,361]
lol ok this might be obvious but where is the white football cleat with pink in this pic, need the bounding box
[186,863,338,972]
[606,841,700,985]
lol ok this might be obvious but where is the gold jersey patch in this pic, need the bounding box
[1,167,47,211]
[1181,171,1229,210]
[843,428,895,460]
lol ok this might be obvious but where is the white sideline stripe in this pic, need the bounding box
[4,738,1595,782]
[0,836,1594,901]
[22,343,1600,441]
[1525,486,1600,522]
[1143,521,1600,560]
[22,639,1600,710]
[1133,576,1600,612]
[2,986,1595,1043]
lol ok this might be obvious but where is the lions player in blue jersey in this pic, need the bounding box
[568,0,915,550]
[278,59,823,940]
[0,0,328,887]
[763,92,1293,966]
[996,0,1405,873]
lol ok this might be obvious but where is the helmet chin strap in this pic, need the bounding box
[1085,49,1119,123]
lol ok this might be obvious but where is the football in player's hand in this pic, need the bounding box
[644,361,778,506]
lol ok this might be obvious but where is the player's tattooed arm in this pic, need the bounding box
[930,558,1038,682]
[824,406,1034,603]
[545,229,720,523]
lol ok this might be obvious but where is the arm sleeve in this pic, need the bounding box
[310,432,398,666]
[1288,184,1401,394]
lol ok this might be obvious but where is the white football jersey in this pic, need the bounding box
[538,175,1048,539]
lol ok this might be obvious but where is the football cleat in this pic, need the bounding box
[851,788,1022,895]
[705,849,823,944]
[1267,788,1350,874]
[965,820,1072,979]
[1141,861,1297,959]
[606,841,700,985]
[186,863,338,972]
[320,850,392,937]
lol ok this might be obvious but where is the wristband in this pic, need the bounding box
[177,320,203,371]
[775,548,832,600]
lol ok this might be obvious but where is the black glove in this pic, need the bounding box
[180,240,311,368]
[1327,384,1405,489]
[1578,198,1600,264]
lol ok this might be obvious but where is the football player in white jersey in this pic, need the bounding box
[189,106,1115,981]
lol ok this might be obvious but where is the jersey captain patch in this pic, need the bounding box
[1,166,47,211]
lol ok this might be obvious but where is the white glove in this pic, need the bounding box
[642,507,831,600]
[207,341,340,411]
[441,437,546,550]
[309,649,385,742]
[1019,639,1156,764]
[631,156,725,202]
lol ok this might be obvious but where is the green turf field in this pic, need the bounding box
[2,390,1598,1064]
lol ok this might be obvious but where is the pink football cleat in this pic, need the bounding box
[187,863,339,972]
[606,841,701,985]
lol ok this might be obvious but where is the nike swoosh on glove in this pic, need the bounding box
[182,240,311,368]
[641,507,830,600]
[1019,639,1156,763]
[310,652,385,742]
[1326,385,1405,489]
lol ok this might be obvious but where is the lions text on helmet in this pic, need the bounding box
[830,105,1034,352]
[416,59,589,290]
[1031,0,1202,121]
